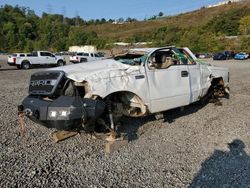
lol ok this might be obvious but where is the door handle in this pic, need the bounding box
[181,71,189,77]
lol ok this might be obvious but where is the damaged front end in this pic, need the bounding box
[18,71,106,130]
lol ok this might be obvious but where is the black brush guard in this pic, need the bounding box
[18,71,105,130]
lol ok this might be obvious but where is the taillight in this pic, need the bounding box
[13,58,16,64]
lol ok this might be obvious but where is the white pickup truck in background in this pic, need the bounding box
[69,52,105,64]
[7,51,66,69]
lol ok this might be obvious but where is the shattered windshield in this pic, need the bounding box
[114,53,148,66]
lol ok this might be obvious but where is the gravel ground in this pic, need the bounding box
[0,56,250,187]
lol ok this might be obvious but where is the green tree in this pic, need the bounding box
[205,8,250,36]
[37,13,69,51]
[239,15,250,35]
[158,12,164,17]
[68,27,97,46]
[3,22,18,50]
[239,35,250,52]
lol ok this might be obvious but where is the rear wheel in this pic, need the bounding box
[57,60,64,67]
[22,61,31,69]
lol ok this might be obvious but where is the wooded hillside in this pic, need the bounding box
[1,1,250,53]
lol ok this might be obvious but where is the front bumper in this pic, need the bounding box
[19,95,106,130]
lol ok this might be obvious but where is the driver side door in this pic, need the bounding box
[146,49,191,113]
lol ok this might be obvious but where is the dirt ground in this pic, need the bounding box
[0,56,250,187]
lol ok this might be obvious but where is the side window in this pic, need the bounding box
[149,51,177,69]
[94,53,100,57]
[46,52,52,57]
[40,52,46,56]
[90,53,94,57]
[83,53,89,57]
[77,53,83,56]
[41,52,52,57]
[179,49,196,65]
[19,54,25,57]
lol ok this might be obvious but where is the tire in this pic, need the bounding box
[57,60,64,67]
[80,58,87,63]
[21,61,31,69]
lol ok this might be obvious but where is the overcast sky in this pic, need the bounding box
[1,0,223,20]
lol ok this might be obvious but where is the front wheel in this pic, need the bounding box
[57,60,64,67]
[80,58,87,63]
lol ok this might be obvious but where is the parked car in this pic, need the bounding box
[213,51,235,60]
[234,52,249,60]
[224,51,235,59]
[213,52,227,60]
[19,46,229,132]
[8,51,66,69]
[196,53,212,59]
[69,52,105,64]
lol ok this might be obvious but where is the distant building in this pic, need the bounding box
[112,21,125,25]
[68,45,97,53]
[134,42,153,46]
[113,42,152,46]
[207,0,243,8]
[113,42,130,46]
[225,36,238,39]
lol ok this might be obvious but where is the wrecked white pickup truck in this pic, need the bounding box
[18,47,229,131]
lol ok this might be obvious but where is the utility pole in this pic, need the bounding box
[62,6,67,24]
[75,10,79,26]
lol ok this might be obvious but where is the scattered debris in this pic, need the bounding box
[50,128,128,154]
[154,113,164,120]
[105,133,128,154]
[215,101,223,106]
[18,112,27,136]
[88,130,129,153]
[51,131,79,143]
